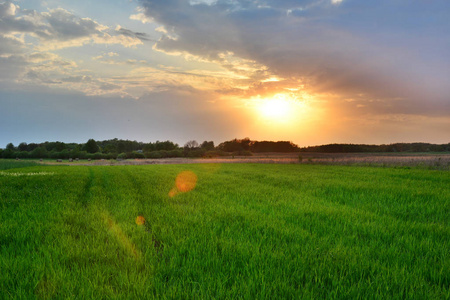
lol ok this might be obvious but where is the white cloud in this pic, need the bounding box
[27,52,59,63]
[0,34,25,54]
[1,1,16,16]
[130,12,153,23]
[130,6,154,23]
[0,5,147,50]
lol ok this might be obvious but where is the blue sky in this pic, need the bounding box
[1,0,449,147]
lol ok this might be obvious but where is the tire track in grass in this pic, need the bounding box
[82,166,158,263]
[50,167,146,298]
[91,167,146,262]
[119,167,167,255]
[101,210,142,261]
[78,167,94,207]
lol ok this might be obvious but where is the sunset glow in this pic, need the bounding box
[259,95,292,121]
[0,0,448,146]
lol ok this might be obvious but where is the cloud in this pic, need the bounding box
[138,0,450,116]
[0,34,24,54]
[60,75,92,83]
[115,25,154,42]
[27,52,59,63]
[130,7,154,24]
[0,1,15,16]
[0,3,147,50]
[0,1,158,96]
[0,54,28,81]
[39,8,102,40]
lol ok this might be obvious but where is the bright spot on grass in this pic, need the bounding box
[135,215,146,225]
[101,210,142,260]
[0,171,55,176]
[169,170,198,197]
[176,171,198,192]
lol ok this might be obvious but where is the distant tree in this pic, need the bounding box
[6,143,15,151]
[218,139,244,152]
[143,143,155,152]
[16,151,29,159]
[54,141,67,152]
[184,140,199,150]
[85,139,100,154]
[155,140,178,151]
[200,141,215,151]
[103,144,117,154]
[18,142,28,152]
[27,143,39,152]
[43,141,66,152]
[30,147,48,158]
[120,140,136,152]
[240,138,251,151]
[117,142,126,153]
[2,148,14,158]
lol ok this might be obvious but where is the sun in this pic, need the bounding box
[260,98,290,119]
[258,94,295,121]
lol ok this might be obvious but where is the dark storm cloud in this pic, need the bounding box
[139,0,450,115]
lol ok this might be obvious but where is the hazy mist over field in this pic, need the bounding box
[1,0,449,147]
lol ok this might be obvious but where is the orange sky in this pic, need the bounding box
[0,0,449,147]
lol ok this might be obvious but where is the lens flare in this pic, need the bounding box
[169,170,198,197]
[176,171,197,192]
[101,210,142,260]
[135,215,146,225]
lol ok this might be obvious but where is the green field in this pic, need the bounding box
[1,160,449,299]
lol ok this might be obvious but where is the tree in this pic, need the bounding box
[27,143,39,152]
[218,139,243,152]
[54,141,67,152]
[6,143,15,151]
[184,140,199,150]
[117,142,126,153]
[200,141,215,150]
[18,142,28,152]
[30,147,48,158]
[85,139,99,154]
[2,148,14,158]
[103,144,117,154]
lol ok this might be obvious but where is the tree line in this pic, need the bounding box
[299,143,450,153]
[0,138,300,159]
[2,139,448,160]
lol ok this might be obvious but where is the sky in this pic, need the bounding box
[1,0,449,148]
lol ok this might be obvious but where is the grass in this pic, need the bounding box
[0,160,449,299]
[0,159,40,170]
